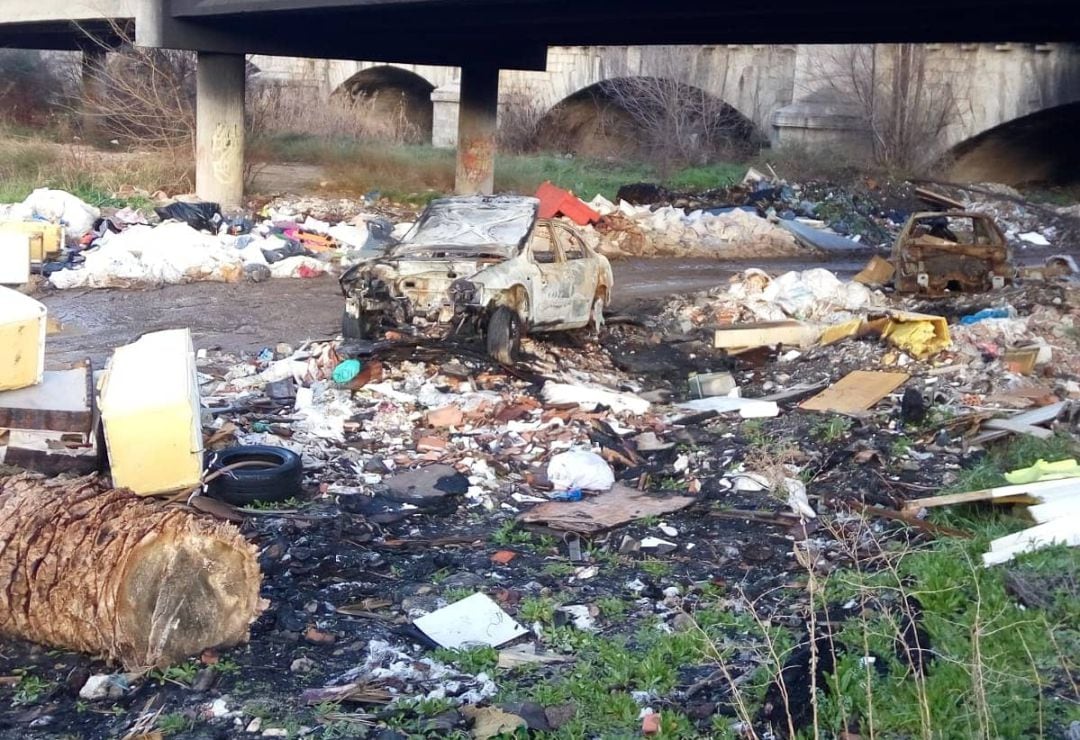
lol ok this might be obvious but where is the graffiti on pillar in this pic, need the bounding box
[211,122,242,185]
[459,135,495,189]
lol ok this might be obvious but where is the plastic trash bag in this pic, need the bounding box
[547,450,615,492]
[155,201,223,233]
[22,189,100,243]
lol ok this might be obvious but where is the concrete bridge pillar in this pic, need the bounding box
[431,83,460,148]
[455,64,499,195]
[195,52,246,208]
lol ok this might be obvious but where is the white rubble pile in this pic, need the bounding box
[580,194,805,259]
[658,267,885,332]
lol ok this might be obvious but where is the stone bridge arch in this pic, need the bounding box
[531,77,762,162]
[946,102,1080,185]
[332,65,437,143]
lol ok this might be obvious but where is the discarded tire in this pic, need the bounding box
[207,445,303,506]
[486,306,522,364]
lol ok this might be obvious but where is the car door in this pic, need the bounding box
[526,221,573,327]
[551,223,600,326]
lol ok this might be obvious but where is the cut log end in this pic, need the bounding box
[118,526,262,670]
[0,474,264,671]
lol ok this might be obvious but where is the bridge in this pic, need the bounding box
[1,0,1078,205]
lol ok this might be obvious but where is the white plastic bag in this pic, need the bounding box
[547,450,615,492]
[22,189,100,243]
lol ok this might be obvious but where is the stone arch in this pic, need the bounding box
[945,102,1080,185]
[533,77,762,165]
[334,65,436,144]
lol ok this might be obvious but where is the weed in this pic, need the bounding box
[156,712,194,736]
[597,596,630,622]
[638,514,661,527]
[813,415,852,442]
[543,561,576,578]
[490,520,533,546]
[441,586,474,604]
[243,496,307,511]
[741,419,768,447]
[214,658,241,675]
[150,661,200,686]
[11,672,54,706]
[432,646,499,675]
[640,558,672,578]
[518,596,560,625]
[890,435,912,458]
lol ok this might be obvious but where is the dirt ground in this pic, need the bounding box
[37,258,862,368]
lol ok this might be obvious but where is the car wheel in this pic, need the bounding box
[589,295,605,336]
[206,445,304,506]
[342,308,372,339]
[486,306,522,364]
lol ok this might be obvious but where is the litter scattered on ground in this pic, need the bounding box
[0,168,1078,739]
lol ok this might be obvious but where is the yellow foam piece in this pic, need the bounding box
[881,311,951,358]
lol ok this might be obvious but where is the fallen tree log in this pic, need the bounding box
[0,474,263,670]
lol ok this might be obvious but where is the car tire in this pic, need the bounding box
[486,306,521,364]
[342,308,372,340]
[206,445,304,506]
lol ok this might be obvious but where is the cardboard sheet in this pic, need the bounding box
[519,483,695,534]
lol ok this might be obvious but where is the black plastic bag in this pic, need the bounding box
[155,202,223,233]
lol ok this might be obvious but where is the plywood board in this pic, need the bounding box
[0,363,93,434]
[799,371,909,414]
[519,483,695,534]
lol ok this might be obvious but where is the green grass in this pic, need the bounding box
[157,712,194,736]
[250,134,747,203]
[431,646,499,675]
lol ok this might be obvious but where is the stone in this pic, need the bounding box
[246,717,263,733]
[426,405,464,428]
[304,627,336,645]
[79,674,127,701]
[290,657,316,673]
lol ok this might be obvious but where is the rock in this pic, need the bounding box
[424,709,463,732]
[191,667,217,692]
[642,711,662,734]
[304,627,336,645]
[426,405,464,428]
[490,550,517,565]
[499,701,551,731]
[262,730,288,738]
[78,674,127,701]
[544,703,576,729]
[672,612,696,633]
[246,717,262,733]
[461,705,527,740]
[290,657,317,673]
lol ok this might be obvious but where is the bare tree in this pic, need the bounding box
[498,88,547,153]
[595,46,757,172]
[76,20,196,157]
[814,44,964,171]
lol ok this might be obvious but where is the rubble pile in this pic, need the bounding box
[580,195,808,259]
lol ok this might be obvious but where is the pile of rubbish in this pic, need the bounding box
[580,196,806,259]
[0,189,398,290]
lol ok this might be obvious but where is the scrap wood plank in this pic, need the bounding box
[982,518,1080,566]
[519,483,695,534]
[901,477,1080,512]
[1029,495,1080,523]
[971,401,1068,445]
[799,371,909,414]
[981,418,1054,440]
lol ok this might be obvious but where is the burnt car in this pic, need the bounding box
[891,211,1014,294]
[339,195,613,362]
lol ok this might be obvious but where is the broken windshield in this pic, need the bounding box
[394,196,538,253]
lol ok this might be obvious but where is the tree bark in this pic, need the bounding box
[0,474,263,670]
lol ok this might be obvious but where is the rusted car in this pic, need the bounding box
[339,195,613,362]
[891,211,1014,294]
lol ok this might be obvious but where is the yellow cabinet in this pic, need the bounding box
[98,329,204,495]
[0,287,46,391]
